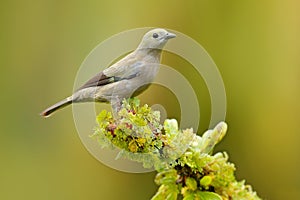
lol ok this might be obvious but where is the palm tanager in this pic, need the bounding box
[41,28,176,117]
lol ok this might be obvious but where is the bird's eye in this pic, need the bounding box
[152,33,158,38]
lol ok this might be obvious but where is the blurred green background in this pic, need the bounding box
[1,0,299,199]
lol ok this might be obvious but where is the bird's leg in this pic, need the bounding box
[111,97,122,118]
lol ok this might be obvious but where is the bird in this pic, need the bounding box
[41,28,176,117]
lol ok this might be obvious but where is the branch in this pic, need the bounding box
[91,98,261,200]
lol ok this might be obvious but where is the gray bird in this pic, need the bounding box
[41,28,176,117]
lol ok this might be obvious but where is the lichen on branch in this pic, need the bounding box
[91,98,261,200]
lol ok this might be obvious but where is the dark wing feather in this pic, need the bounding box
[76,72,116,91]
[76,71,137,91]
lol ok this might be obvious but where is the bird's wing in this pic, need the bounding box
[76,71,116,91]
[76,55,143,91]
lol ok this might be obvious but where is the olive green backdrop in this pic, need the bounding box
[1,0,299,199]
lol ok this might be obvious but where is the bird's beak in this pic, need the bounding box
[165,32,176,39]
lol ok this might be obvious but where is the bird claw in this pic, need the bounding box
[111,97,122,117]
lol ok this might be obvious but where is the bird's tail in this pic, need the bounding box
[40,97,72,118]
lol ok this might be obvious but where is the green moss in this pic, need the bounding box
[92,98,262,200]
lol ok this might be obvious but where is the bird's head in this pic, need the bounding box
[137,28,176,50]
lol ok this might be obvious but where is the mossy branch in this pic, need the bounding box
[91,98,261,200]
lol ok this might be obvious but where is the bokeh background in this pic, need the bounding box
[1,0,299,199]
